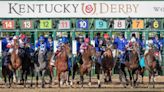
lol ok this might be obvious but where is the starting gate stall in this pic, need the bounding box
[0,1,164,78]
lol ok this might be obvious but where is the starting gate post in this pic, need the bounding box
[90,31,95,76]
[34,30,38,50]
[72,31,76,77]
[144,30,149,76]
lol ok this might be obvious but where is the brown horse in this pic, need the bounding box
[144,46,158,88]
[10,39,22,83]
[101,47,114,84]
[78,45,96,87]
[119,42,140,88]
[54,44,71,87]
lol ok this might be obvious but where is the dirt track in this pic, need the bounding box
[0,75,163,92]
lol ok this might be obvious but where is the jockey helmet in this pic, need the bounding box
[103,33,109,39]
[62,37,68,44]
[20,34,26,40]
[13,36,18,40]
[84,38,90,43]
[6,43,12,48]
[130,37,136,42]
[39,36,45,41]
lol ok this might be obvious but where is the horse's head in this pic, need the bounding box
[103,47,113,57]
[62,44,72,58]
[87,45,97,62]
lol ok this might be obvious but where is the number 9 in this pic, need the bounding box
[99,21,103,27]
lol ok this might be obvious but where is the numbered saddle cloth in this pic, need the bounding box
[139,57,145,68]
[40,44,46,53]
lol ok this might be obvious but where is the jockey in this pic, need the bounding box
[80,37,90,54]
[128,33,137,48]
[19,34,27,49]
[46,36,53,52]
[94,33,101,52]
[2,35,11,52]
[77,35,83,54]
[114,33,128,64]
[144,39,154,56]
[102,33,112,49]
[8,35,19,54]
[54,36,68,57]
[153,35,163,66]
[35,35,47,52]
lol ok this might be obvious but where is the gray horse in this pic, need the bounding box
[34,45,48,88]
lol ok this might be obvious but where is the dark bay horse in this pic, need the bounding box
[119,43,140,88]
[20,46,35,87]
[2,51,13,87]
[144,46,159,88]
[101,47,114,84]
[54,44,71,87]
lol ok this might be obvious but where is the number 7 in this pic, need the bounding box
[136,21,140,28]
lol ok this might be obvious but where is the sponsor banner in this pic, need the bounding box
[0,1,164,18]
[114,20,126,29]
[95,19,108,29]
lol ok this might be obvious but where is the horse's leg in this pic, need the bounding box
[30,69,34,88]
[152,71,155,88]
[134,70,139,87]
[35,71,39,88]
[148,72,151,88]
[119,63,127,88]
[71,63,77,87]
[24,71,28,88]
[80,74,84,88]
[97,72,101,88]
[49,66,53,86]
[108,70,112,83]
[128,69,133,87]
[41,70,46,88]
[88,70,91,86]
[57,71,61,87]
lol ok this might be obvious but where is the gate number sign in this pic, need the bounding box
[114,20,126,29]
[21,20,33,29]
[95,20,107,29]
[132,20,144,29]
[152,20,161,29]
[40,20,52,29]
[77,19,89,29]
[2,20,15,30]
[58,20,70,29]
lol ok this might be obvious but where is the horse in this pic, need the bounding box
[78,45,96,87]
[119,42,140,88]
[10,39,22,84]
[54,44,71,87]
[20,46,35,87]
[101,47,114,84]
[33,45,48,88]
[2,51,13,88]
[144,45,159,88]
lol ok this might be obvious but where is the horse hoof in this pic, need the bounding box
[88,82,91,86]
[98,84,101,88]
